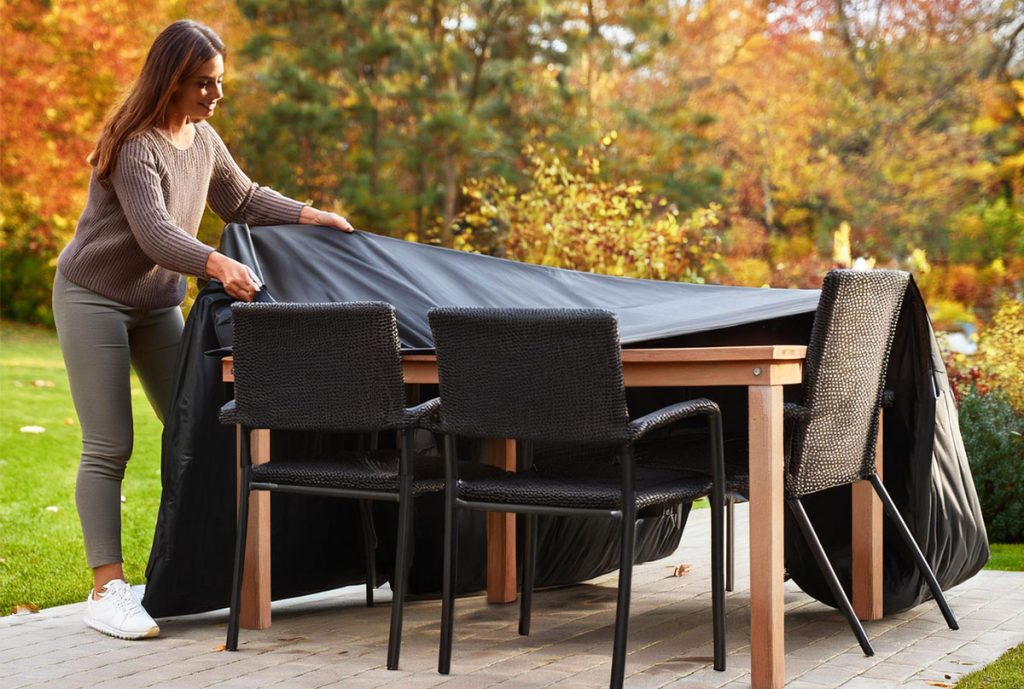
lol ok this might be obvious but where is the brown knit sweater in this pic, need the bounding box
[58,121,305,308]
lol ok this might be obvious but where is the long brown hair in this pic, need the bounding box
[89,20,225,180]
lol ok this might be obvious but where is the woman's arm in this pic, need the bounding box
[111,138,259,302]
[205,124,307,226]
[205,124,353,232]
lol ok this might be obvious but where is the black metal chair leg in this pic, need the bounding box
[227,469,251,652]
[519,513,538,636]
[710,494,726,670]
[868,474,958,630]
[725,497,735,593]
[788,499,874,656]
[359,500,378,607]
[386,445,415,671]
[609,462,636,689]
[438,436,459,675]
[709,411,726,670]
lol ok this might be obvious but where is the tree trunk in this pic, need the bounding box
[441,145,458,247]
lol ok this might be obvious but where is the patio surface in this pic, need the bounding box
[3,505,1022,689]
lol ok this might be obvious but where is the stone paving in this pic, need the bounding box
[3,505,1022,689]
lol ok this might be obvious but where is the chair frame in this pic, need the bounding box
[222,301,437,671]
[722,270,958,655]
[429,307,727,689]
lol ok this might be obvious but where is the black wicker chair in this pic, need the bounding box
[221,301,500,670]
[428,307,726,689]
[724,269,958,654]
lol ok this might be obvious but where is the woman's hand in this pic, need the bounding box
[299,205,354,232]
[205,252,261,302]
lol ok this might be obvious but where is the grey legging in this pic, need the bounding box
[52,271,183,568]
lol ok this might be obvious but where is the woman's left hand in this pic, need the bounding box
[300,206,354,232]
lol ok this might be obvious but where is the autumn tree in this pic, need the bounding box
[1,0,242,324]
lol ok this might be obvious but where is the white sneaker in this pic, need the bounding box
[84,579,160,640]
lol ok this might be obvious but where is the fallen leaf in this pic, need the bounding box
[212,643,226,652]
[672,563,692,577]
[45,505,59,513]
[31,380,55,388]
[20,426,46,434]
[11,603,39,615]
[64,418,75,425]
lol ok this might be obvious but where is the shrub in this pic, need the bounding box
[959,388,1024,543]
[723,257,772,287]
[449,142,724,283]
[973,299,1024,412]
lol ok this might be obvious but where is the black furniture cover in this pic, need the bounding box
[143,224,988,617]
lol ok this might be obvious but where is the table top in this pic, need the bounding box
[223,345,807,387]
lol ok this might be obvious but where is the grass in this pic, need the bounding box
[985,543,1024,572]
[0,320,164,613]
[0,319,1020,613]
[955,643,1024,688]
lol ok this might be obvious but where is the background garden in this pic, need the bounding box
[1,0,1021,627]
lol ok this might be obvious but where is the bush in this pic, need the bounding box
[959,388,1024,543]
[723,257,772,287]
[973,299,1024,412]
[449,142,724,283]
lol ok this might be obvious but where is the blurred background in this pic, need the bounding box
[1,3,1022,603]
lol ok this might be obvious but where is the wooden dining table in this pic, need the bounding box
[222,344,885,689]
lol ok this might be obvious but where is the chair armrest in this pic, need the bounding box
[219,399,239,425]
[628,398,720,441]
[405,397,443,432]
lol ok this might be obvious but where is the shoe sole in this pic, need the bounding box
[84,616,159,640]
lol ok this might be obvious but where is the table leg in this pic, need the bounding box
[485,439,517,603]
[749,385,785,689]
[237,427,272,629]
[853,410,884,620]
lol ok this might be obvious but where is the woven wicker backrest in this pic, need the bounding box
[787,269,910,497]
[230,302,408,431]
[428,307,631,444]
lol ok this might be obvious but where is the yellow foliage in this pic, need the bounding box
[974,299,1024,411]
[929,299,976,330]
[909,247,930,274]
[725,258,772,287]
[449,143,723,283]
[832,222,852,269]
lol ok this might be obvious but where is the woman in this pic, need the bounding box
[53,19,351,640]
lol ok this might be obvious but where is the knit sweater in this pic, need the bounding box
[58,121,306,308]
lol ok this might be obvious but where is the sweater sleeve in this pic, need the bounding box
[109,138,215,278]
[204,124,306,226]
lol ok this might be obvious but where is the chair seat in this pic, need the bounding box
[456,463,712,511]
[251,451,505,497]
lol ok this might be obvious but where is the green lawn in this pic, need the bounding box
[986,543,1024,572]
[0,319,1020,614]
[0,320,164,613]
[955,643,1024,688]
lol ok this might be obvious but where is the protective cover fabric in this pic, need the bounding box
[143,224,987,617]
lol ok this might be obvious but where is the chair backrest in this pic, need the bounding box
[230,302,408,431]
[787,269,910,497]
[428,307,631,444]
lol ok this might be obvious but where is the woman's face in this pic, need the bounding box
[168,54,224,123]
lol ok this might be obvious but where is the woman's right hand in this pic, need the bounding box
[205,252,260,302]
